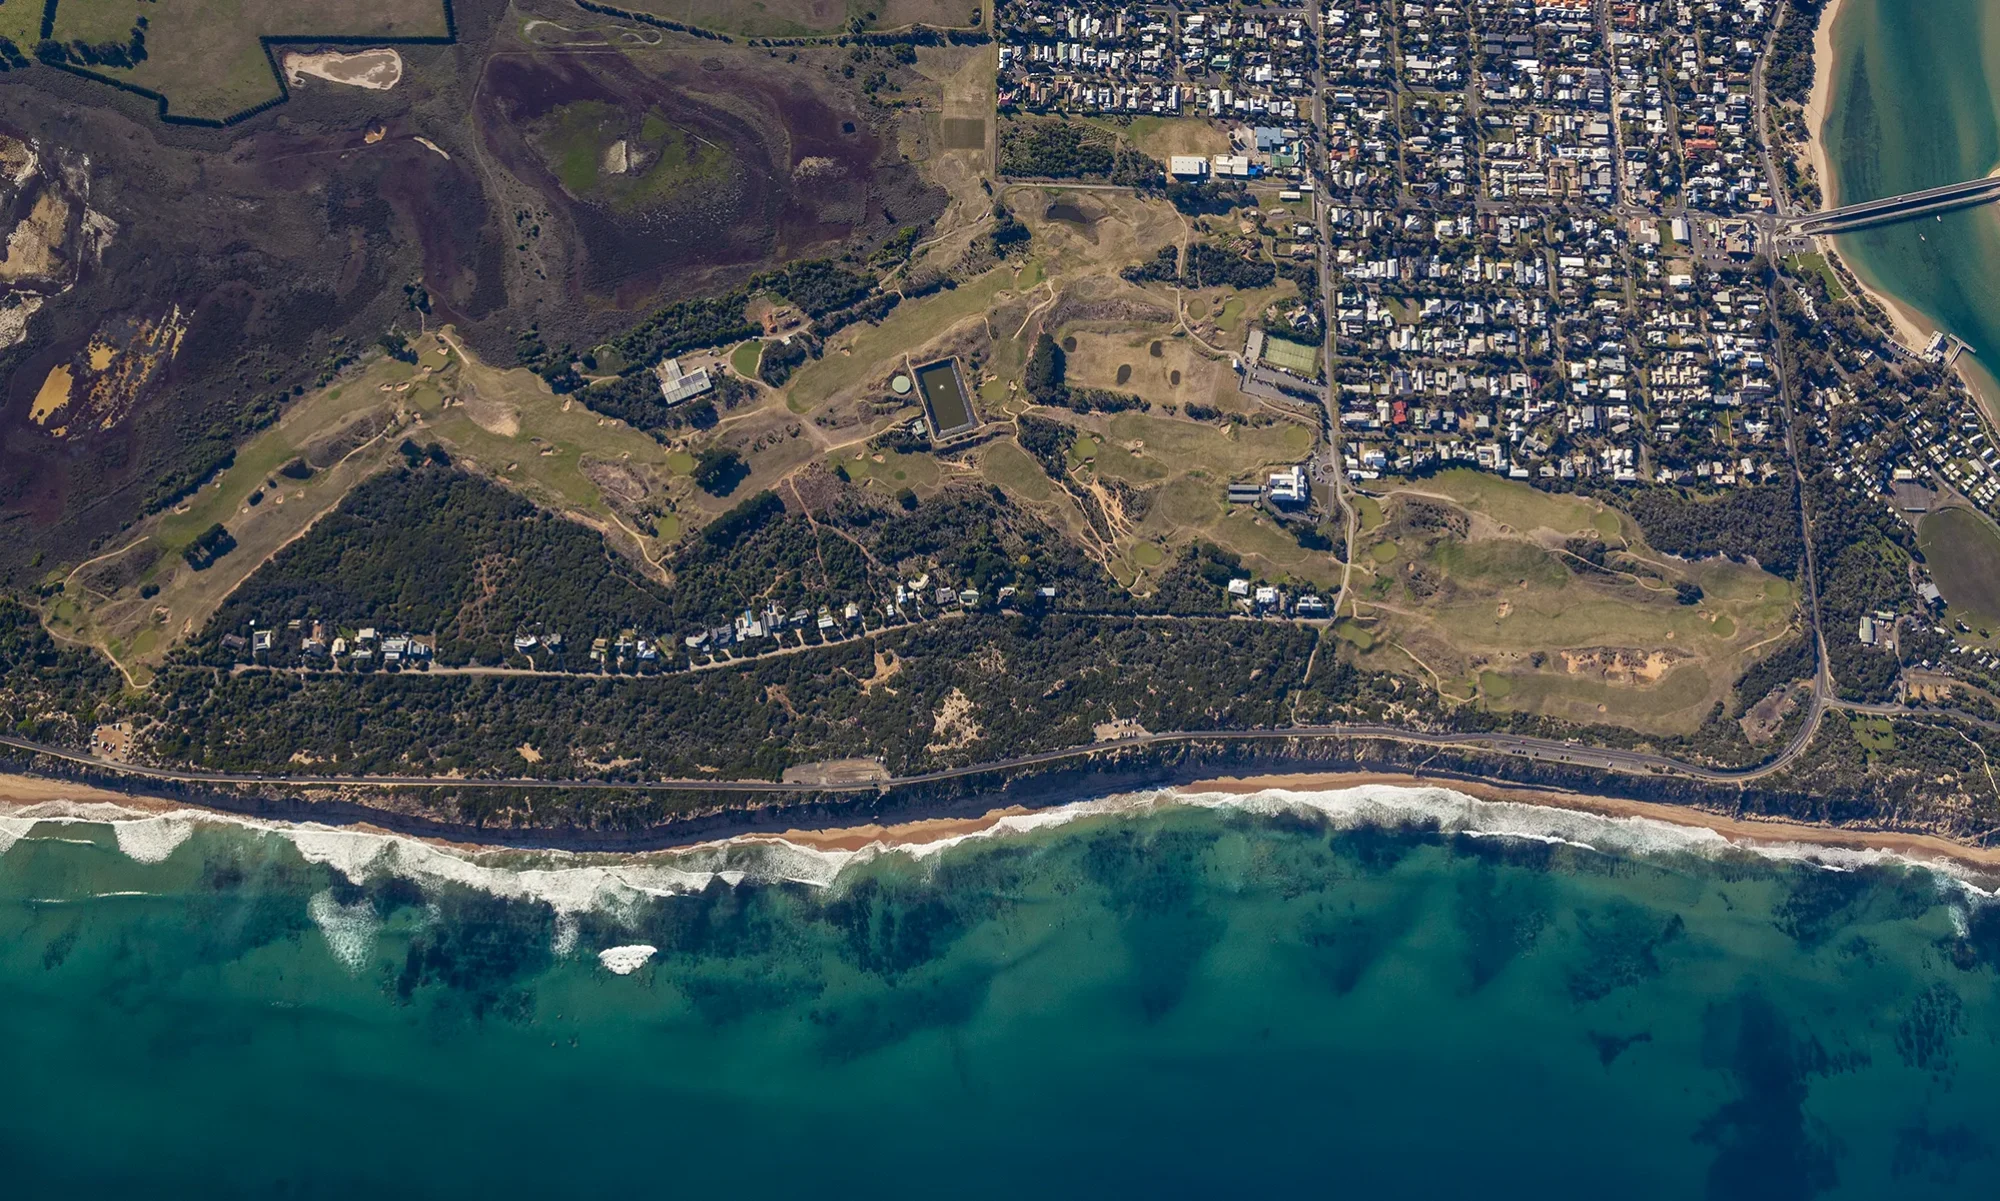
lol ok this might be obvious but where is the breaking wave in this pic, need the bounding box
[597,945,658,975]
[308,889,384,973]
[1,782,1996,920]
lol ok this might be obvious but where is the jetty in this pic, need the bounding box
[1789,174,2000,234]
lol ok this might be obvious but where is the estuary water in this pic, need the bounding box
[1824,0,2000,390]
[3,785,2000,1199]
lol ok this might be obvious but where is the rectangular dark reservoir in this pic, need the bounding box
[914,358,978,439]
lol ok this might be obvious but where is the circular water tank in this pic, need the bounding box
[891,374,913,395]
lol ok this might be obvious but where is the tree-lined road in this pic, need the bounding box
[0,712,1830,801]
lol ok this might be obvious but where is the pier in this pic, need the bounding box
[1789,175,2000,234]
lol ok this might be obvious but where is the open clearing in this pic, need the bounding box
[47,355,415,685]
[44,0,448,119]
[967,188,1326,584]
[1084,115,1233,161]
[1341,470,1797,735]
[1920,505,2000,632]
[282,48,404,90]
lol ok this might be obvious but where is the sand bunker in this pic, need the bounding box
[283,49,404,91]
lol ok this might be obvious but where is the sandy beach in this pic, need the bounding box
[1800,0,1934,352]
[1184,770,2000,872]
[0,771,176,811]
[1802,0,1849,211]
[1799,0,2000,419]
[6,765,1998,878]
[760,768,2000,875]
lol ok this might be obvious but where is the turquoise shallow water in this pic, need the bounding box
[1825,0,2000,377]
[3,790,2000,1199]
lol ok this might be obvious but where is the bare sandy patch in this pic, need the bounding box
[927,687,983,752]
[460,393,521,437]
[2,188,68,282]
[29,364,72,425]
[1186,770,2000,873]
[0,772,176,811]
[860,648,903,694]
[0,295,44,350]
[1803,0,1849,209]
[1558,648,1684,685]
[283,48,404,91]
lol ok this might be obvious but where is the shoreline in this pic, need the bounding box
[1802,0,2000,419]
[1802,0,1848,211]
[1188,771,2000,873]
[7,767,2000,880]
[1800,0,1929,350]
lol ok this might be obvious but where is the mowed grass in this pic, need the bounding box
[1260,334,1319,376]
[0,3,40,46]
[1000,407,1331,587]
[835,447,940,493]
[1084,115,1232,161]
[56,328,712,680]
[1919,506,2000,629]
[52,330,703,681]
[1342,474,1798,735]
[1400,468,1619,536]
[953,184,1330,590]
[1105,411,1313,472]
[786,264,1023,413]
[425,329,693,542]
[49,0,449,120]
[1784,252,1847,300]
[47,355,420,682]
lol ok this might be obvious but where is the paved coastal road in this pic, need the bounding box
[0,714,1831,799]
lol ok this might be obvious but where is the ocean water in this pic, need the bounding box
[1825,0,2000,385]
[3,787,2000,1199]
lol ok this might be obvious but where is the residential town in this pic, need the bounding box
[984,0,2000,694]
[994,0,1809,493]
[185,2,2000,698]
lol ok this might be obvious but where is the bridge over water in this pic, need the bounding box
[1788,174,2000,234]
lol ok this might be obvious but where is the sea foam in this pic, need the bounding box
[112,815,194,864]
[307,889,383,973]
[597,945,657,975]
[0,782,1995,923]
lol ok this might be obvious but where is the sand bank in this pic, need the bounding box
[0,771,175,811]
[1800,0,1928,349]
